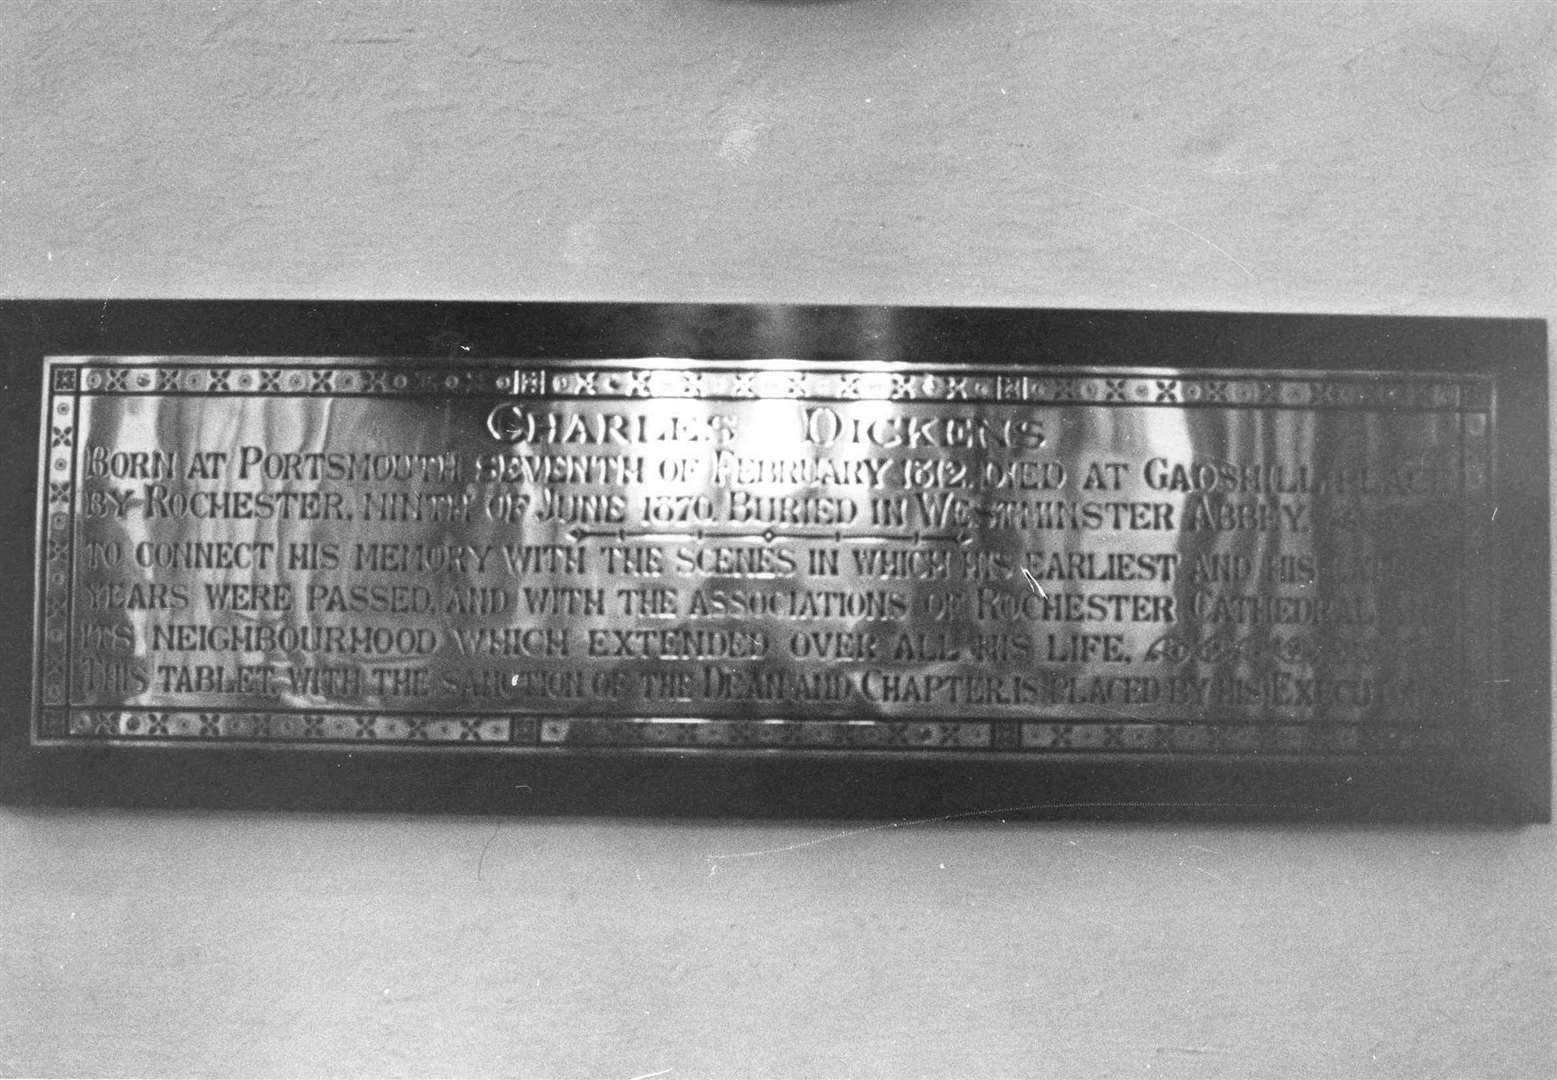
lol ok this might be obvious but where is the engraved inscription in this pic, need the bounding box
[36,360,1495,757]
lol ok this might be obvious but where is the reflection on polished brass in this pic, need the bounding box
[35,358,1495,759]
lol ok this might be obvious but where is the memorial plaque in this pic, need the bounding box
[0,303,1547,819]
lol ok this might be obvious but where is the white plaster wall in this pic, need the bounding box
[1,2,1552,1076]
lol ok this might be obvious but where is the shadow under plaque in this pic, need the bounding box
[0,301,1547,821]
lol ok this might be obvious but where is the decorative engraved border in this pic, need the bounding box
[63,359,1492,411]
[35,372,78,733]
[66,710,515,744]
[535,717,1466,756]
[35,357,1496,759]
[49,711,1464,757]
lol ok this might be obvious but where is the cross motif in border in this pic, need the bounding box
[882,723,913,747]
[939,376,970,401]
[777,722,807,746]
[729,720,761,746]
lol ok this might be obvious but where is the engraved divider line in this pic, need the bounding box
[563,526,967,545]
[52,705,1452,723]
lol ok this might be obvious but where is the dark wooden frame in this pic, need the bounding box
[0,301,1547,820]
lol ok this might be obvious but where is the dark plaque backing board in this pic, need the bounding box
[0,302,1547,820]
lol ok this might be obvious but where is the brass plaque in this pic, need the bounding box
[37,357,1502,764]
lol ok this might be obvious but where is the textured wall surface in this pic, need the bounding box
[1,2,1553,1077]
